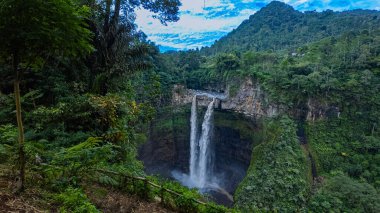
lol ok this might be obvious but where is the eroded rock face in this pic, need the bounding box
[222,79,279,117]
[172,79,341,121]
[138,130,179,177]
[172,79,280,118]
[172,85,224,109]
[138,109,190,177]
[306,98,340,121]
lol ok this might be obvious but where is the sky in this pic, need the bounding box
[135,0,380,51]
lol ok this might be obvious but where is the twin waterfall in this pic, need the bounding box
[169,93,234,204]
[189,95,216,188]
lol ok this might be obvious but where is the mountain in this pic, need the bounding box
[201,1,380,54]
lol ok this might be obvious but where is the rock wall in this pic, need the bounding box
[138,109,190,177]
[172,78,280,118]
[306,98,340,121]
[173,79,341,121]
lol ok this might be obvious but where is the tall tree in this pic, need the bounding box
[87,0,181,94]
[0,0,93,192]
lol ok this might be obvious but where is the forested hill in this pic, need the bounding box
[201,1,380,55]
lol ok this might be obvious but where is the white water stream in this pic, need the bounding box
[170,94,235,205]
[189,95,198,181]
[189,96,215,188]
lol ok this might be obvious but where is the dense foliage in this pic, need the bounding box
[309,173,380,212]
[306,118,380,188]
[235,117,309,211]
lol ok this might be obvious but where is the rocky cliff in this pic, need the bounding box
[172,78,280,118]
[173,78,340,121]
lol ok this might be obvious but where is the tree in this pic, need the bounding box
[310,174,380,212]
[0,0,93,192]
[216,53,240,73]
[87,0,181,94]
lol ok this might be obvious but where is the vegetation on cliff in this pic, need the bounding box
[235,117,309,211]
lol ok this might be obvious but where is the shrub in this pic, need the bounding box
[309,174,380,212]
[55,187,99,213]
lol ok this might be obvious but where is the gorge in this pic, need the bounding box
[139,76,343,206]
[138,88,261,206]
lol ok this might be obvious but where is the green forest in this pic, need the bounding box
[0,0,379,212]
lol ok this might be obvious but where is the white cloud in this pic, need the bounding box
[180,0,227,14]
[135,0,257,50]
[292,0,309,7]
[137,10,255,35]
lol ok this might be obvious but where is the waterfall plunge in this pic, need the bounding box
[189,96,215,188]
[189,95,198,181]
[169,95,235,205]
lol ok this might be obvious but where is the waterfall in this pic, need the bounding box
[189,96,215,188]
[197,98,215,187]
[189,95,198,181]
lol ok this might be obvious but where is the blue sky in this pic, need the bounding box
[135,0,380,51]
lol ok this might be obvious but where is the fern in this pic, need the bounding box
[68,137,102,151]
[0,124,17,163]
[98,174,119,186]
[22,89,43,101]
[55,187,99,213]
[0,124,17,144]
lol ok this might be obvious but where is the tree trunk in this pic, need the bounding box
[13,54,25,193]
[103,0,112,32]
[112,0,121,26]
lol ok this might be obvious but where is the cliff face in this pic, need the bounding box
[306,98,340,121]
[222,79,279,117]
[173,78,340,121]
[172,78,280,118]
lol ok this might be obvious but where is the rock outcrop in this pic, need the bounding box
[173,78,341,121]
[306,98,340,121]
[172,78,280,118]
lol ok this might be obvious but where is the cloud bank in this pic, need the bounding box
[135,0,380,51]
